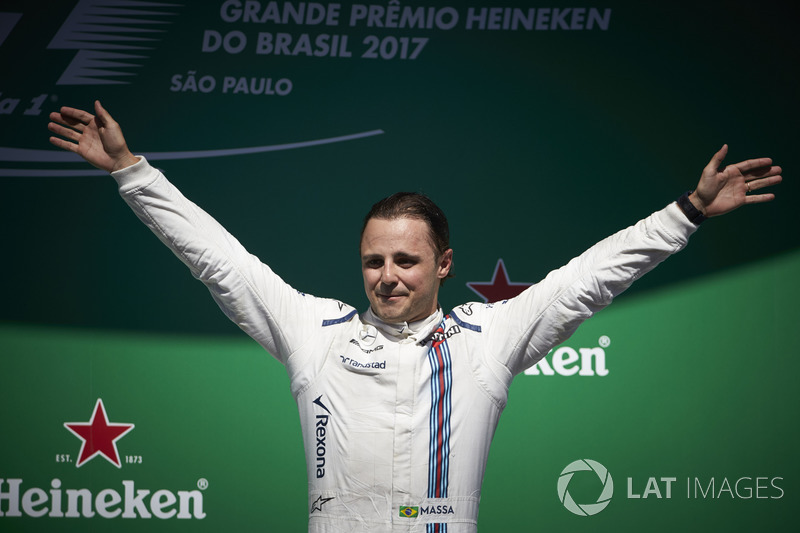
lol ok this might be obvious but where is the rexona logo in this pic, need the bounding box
[557,459,614,516]
[313,395,332,479]
[0,398,207,520]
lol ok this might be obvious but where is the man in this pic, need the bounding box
[48,101,781,532]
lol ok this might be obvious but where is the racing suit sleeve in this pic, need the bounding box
[478,202,698,377]
[110,157,335,364]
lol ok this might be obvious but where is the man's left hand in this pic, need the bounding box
[689,144,782,217]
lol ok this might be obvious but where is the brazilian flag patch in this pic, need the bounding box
[399,506,419,518]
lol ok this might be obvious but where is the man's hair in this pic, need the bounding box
[361,192,454,284]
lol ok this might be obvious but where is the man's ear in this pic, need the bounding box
[438,249,453,279]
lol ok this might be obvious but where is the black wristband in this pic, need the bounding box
[676,191,707,225]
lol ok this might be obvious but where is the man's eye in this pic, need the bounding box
[365,260,382,268]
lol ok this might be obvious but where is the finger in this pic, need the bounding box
[48,111,71,128]
[47,121,82,142]
[94,100,115,128]
[48,112,68,129]
[744,192,776,204]
[732,157,773,174]
[705,144,728,173]
[49,110,87,131]
[48,115,85,135]
[746,174,783,192]
[49,135,79,153]
[59,106,94,125]
[744,164,782,179]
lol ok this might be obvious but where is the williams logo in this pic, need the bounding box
[558,459,614,516]
[425,324,462,344]
[64,399,134,468]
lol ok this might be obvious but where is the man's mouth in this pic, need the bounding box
[377,293,405,301]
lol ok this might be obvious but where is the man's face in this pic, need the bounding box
[360,217,453,324]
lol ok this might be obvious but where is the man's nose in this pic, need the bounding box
[380,263,398,284]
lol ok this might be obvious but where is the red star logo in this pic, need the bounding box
[64,399,135,468]
[466,259,533,303]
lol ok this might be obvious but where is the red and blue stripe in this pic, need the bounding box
[427,320,452,533]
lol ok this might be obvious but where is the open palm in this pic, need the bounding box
[48,101,138,173]
[692,145,782,217]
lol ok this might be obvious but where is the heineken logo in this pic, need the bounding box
[0,398,208,520]
[0,479,206,519]
[63,399,135,468]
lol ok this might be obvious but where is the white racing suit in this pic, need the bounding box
[112,158,697,532]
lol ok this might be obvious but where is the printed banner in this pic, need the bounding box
[1,1,797,531]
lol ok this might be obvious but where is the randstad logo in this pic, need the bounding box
[557,459,614,516]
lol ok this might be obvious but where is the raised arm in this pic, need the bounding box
[479,146,782,376]
[689,144,782,218]
[48,100,139,172]
[47,101,351,364]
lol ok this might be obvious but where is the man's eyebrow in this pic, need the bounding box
[394,252,421,261]
[361,252,423,261]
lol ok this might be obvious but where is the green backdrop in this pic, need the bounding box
[1,1,797,530]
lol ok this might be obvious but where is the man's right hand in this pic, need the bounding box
[48,100,139,173]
